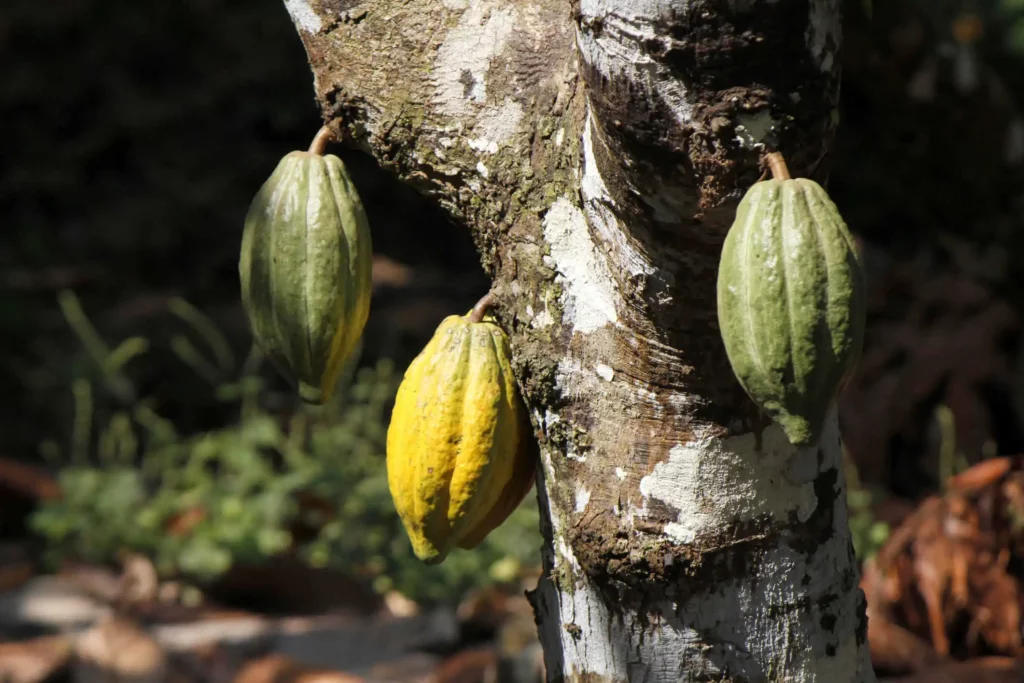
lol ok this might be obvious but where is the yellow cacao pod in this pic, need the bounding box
[239,128,372,405]
[386,308,536,565]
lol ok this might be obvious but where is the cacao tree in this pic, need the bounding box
[282,0,874,679]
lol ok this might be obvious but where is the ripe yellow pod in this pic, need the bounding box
[386,296,536,564]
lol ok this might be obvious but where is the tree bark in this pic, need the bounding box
[283,0,874,680]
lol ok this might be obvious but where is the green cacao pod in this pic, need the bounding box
[239,128,372,405]
[716,155,866,446]
[386,303,537,565]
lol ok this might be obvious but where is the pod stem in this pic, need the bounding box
[765,152,791,180]
[469,292,496,323]
[308,126,335,155]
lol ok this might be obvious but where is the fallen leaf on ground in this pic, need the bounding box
[433,647,499,683]
[881,656,1024,682]
[233,654,364,683]
[865,459,1024,660]
[73,613,168,683]
[0,457,60,501]
[865,600,943,674]
[382,591,418,618]
[0,635,72,683]
[365,653,440,683]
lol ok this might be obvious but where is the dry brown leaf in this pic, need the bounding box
[0,635,73,683]
[118,552,160,606]
[866,607,944,675]
[0,456,60,500]
[949,457,1014,492]
[370,255,413,289]
[365,653,440,683]
[232,654,364,683]
[882,656,1024,683]
[966,564,1022,655]
[456,584,534,635]
[73,613,168,683]
[432,647,499,683]
[865,462,1024,662]
[164,507,207,538]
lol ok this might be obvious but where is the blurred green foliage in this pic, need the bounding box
[845,446,891,562]
[30,291,542,605]
[1000,0,1024,55]
[847,487,892,562]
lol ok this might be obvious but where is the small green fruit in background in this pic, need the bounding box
[716,152,866,446]
[239,126,373,404]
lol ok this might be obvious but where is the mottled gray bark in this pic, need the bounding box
[283,0,874,680]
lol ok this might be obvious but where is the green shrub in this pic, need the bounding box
[30,291,542,605]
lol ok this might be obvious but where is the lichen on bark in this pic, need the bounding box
[284,0,874,680]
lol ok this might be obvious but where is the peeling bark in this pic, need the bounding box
[284,0,873,680]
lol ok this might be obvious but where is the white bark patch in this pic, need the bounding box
[535,434,585,584]
[639,412,837,544]
[559,577,620,678]
[576,1,696,125]
[575,488,591,512]
[580,111,657,280]
[475,161,489,178]
[433,3,516,117]
[542,196,619,333]
[668,392,698,414]
[673,534,869,679]
[468,99,524,154]
[807,0,841,73]
[532,307,554,328]
[538,412,559,477]
[634,385,664,419]
[615,467,626,480]
[595,363,614,381]
[540,463,582,573]
[284,0,322,34]
[580,110,615,208]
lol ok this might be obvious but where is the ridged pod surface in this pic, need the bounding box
[386,310,536,564]
[239,142,372,405]
[717,168,866,446]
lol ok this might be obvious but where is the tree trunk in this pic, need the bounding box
[283,0,874,680]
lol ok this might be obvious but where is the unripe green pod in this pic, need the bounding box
[239,128,372,404]
[716,154,866,446]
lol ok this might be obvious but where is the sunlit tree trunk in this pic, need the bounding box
[283,0,874,679]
